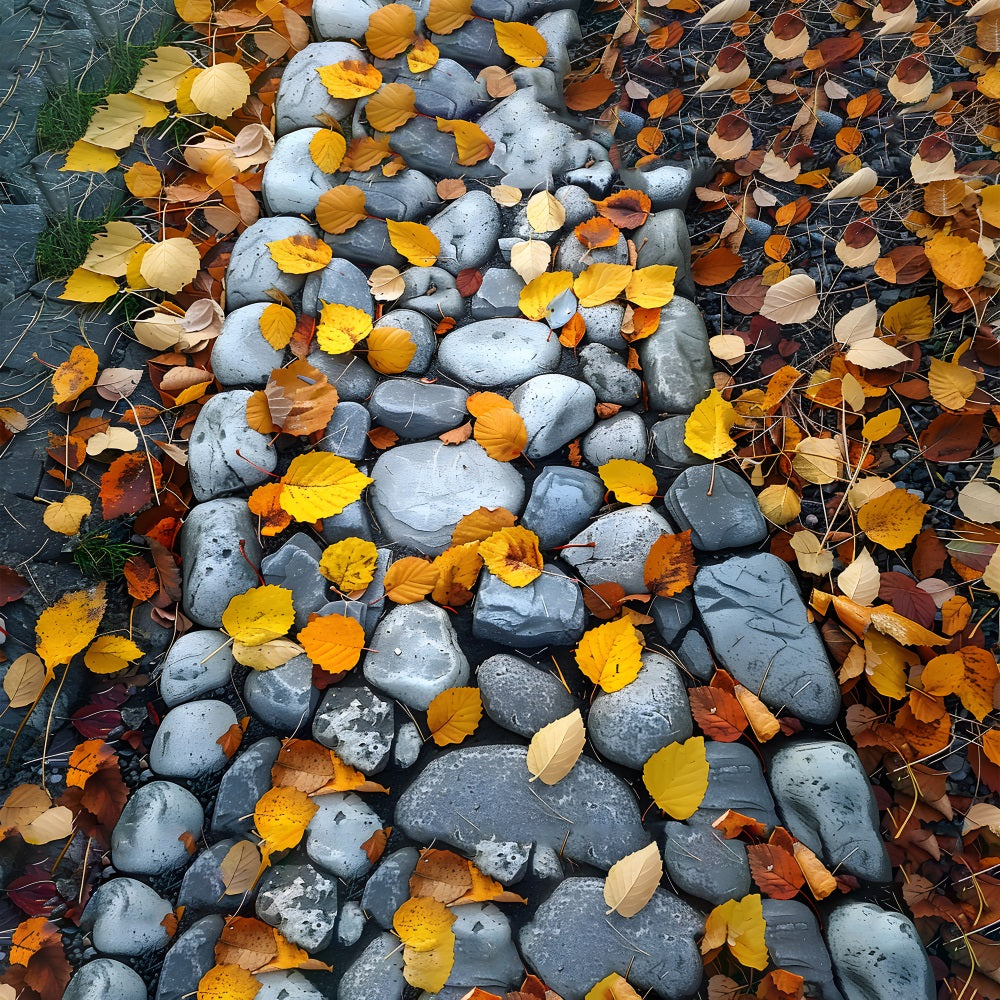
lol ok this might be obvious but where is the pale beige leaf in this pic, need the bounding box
[189,63,252,118]
[220,840,263,894]
[833,301,878,345]
[140,238,202,294]
[526,191,566,233]
[837,547,880,605]
[510,240,549,284]
[844,337,909,369]
[823,166,878,202]
[20,806,74,845]
[698,0,750,23]
[958,480,1000,523]
[708,334,745,363]
[603,842,663,918]
[3,654,46,708]
[760,273,819,325]
[526,708,585,785]
[963,802,1000,835]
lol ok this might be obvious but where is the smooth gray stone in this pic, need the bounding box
[693,741,779,828]
[364,602,470,709]
[650,591,694,646]
[579,342,642,404]
[211,303,284,386]
[111,780,203,875]
[178,839,239,914]
[262,533,327,631]
[619,160,694,210]
[400,265,463,319]
[554,183,596,226]
[471,267,524,319]
[64,960,146,1000]
[275,41,367,135]
[245,654,320,732]
[826,903,934,1000]
[369,440,524,554]
[437,318,561,387]
[555,231,629,277]
[306,792,382,878]
[477,652,577,738]
[380,57,487,120]
[663,822,751,906]
[312,0,380,39]
[394,722,422,768]
[155,916,224,1000]
[81,878,173,955]
[212,737,282,837]
[651,415,706,471]
[256,972,325,1000]
[582,412,647,466]
[396,745,646,869]
[519,878,703,1000]
[257,862,338,951]
[442,903,524,995]
[159,630,234,706]
[188,390,276,501]
[427,190,501,276]
[676,629,715,681]
[324,216,405,268]
[473,565,585,648]
[302,256,373,318]
[769,740,890,882]
[520,466,604,550]
[694,553,841,725]
[637,296,713,414]
[432,18,508,68]
[149,700,238,778]
[580,302,627,350]
[635,208,694,299]
[509,374,596,459]
[368,380,468,438]
[306,350,380,402]
[225,216,316,310]
[338,901,365,946]
[262,127,339,216]
[312,684,394,774]
[322,497,375,543]
[588,652,692,769]
[561,506,676,594]
[0,204,44,296]
[762,900,844,1000]
[375,308,436,374]
[30,149,125,217]
[535,8,579,88]
[321,401,370,459]
[664,465,767,551]
[361,848,418,929]
[336,932,406,1000]
[345,167,437,221]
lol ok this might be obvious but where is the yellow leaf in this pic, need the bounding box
[132,46,194,102]
[881,296,933,341]
[431,541,483,607]
[586,974,642,1000]
[493,19,548,67]
[367,326,417,374]
[52,344,99,404]
[316,185,368,235]
[139,237,201,293]
[254,786,317,863]
[123,161,162,197]
[473,408,527,462]
[81,94,146,149]
[684,389,737,460]
[928,357,977,410]
[426,686,483,746]
[757,484,801,526]
[407,37,440,73]
[383,557,439,604]
[222,585,295,646]
[603,842,663,918]
[83,635,144,675]
[317,60,383,99]
[82,221,145,276]
[124,244,151,290]
[59,268,118,303]
[402,942,455,994]
[319,537,378,592]
[864,630,914,700]
[127,94,169,127]
[479,525,543,586]
[259,304,297,349]
[626,265,676,309]
[924,232,985,290]
[857,488,928,549]
[393,896,456,951]
[387,219,440,267]
[922,648,999,722]
[366,83,418,132]
[426,0,473,34]
[61,141,120,172]
[298,613,366,673]
[198,965,261,1000]
[792,436,843,485]
[35,583,107,672]
[573,263,634,308]
[435,117,494,166]
[267,235,332,274]
[862,408,900,441]
[525,191,566,232]
[702,894,769,970]
[316,302,373,354]
[175,0,212,22]
[599,459,657,505]
[309,129,347,172]
[232,638,304,671]
[518,270,574,320]
[643,736,709,820]
[365,3,417,58]
[575,618,643,693]
[526,708,586,784]
[278,452,373,521]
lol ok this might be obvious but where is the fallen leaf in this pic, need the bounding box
[318,537,378,592]
[387,220,440,267]
[35,584,107,672]
[603,842,662,918]
[254,786,317,864]
[858,489,928,549]
[526,709,586,784]
[644,531,696,597]
[575,618,643,692]
[478,526,542,586]
[139,238,201,293]
[383,557,439,604]
[298,613,366,674]
[278,452,372,521]
[222,586,294,646]
[267,235,332,274]
[685,390,737,459]
[190,63,251,117]
[197,964,261,1000]
[427,687,483,746]
[83,635,143,675]
[42,495,91,535]
[701,894,769,969]
[599,459,657,505]
[493,19,547,67]
[52,345,99,404]
[317,60,383,98]
[643,736,709,820]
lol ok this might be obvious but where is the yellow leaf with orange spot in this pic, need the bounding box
[576,617,643,693]
[431,542,483,607]
[267,235,332,274]
[51,346,100,403]
[479,525,543,587]
[407,37,439,72]
[317,60,383,98]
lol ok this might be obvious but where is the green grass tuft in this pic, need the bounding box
[36,204,123,280]
[72,528,139,581]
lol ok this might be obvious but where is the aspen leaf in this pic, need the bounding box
[136,237,200,294]
[263,359,339,436]
[792,437,842,485]
[402,941,456,994]
[84,635,143,674]
[233,638,304,671]
[319,537,378,592]
[760,273,820,324]
[431,541,483,607]
[223,586,294,647]
[701,894,768,970]
[833,300,878,344]
[133,45,193,101]
[366,83,418,132]
[599,459,657,505]
[366,3,417,58]
[474,408,527,462]
[604,842,663,918]
[928,357,977,410]
[864,630,913,700]
[862,408,901,441]
[923,647,1000,721]
[35,583,106,671]
[19,805,74,845]
[383,557,439,604]
[407,37,440,72]
[452,505,517,544]
[61,139,119,172]
[267,235,332,274]
[526,708,586,784]
[220,841,263,896]
[574,263,634,307]
[857,488,928,549]
[81,94,145,149]
[215,915,332,972]
[425,0,473,34]
[924,233,985,289]
[435,117,494,166]
[625,265,676,308]
[309,129,346,172]
[369,264,406,300]
[789,530,833,576]
[387,220,440,267]
[190,63,251,117]
[197,964,261,1000]
[490,185,522,207]
[316,185,368,234]
[510,240,550,283]
[574,217,621,250]
[518,270,574,320]
[82,220,144,276]
[684,390,737,460]
[844,337,909,369]
[837,547,880,605]
[3,654,46,709]
[644,530,696,597]
[757,484,800,525]
[576,617,643,692]
[494,19,548,67]
[317,60,383,98]
[564,76,616,111]
[259,304,296,349]
[278,453,372,521]
[394,897,456,992]
[479,526,543,586]
[316,302,373,354]
[59,268,118,303]
[643,736,709,820]
[367,326,417,374]
[466,392,514,418]
[526,191,566,232]
[123,161,162,197]
[881,296,933,341]
[271,738,388,796]
[427,686,483,746]
[51,346,99,407]
[298,613,366,673]
[958,480,1000,523]
[254,786,317,863]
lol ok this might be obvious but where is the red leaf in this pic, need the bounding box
[878,572,937,629]
[747,843,805,899]
[688,686,748,741]
[100,452,162,519]
[919,412,984,462]
[456,268,483,296]
[0,564,29,605]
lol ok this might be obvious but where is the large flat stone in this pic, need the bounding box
[437,318,562,387]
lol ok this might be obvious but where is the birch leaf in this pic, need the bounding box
[603,842,663,918]
[526,709,586,784]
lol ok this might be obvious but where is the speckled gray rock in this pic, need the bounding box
[663,822,751,906]
[477,653,577,738]
[368,380,468,438]
[262,127,339,216]
[111,780,203,875]
[396,745,646,869]
[437,318,562,388]
[64,960,147,1000]
[155,916,224,1000]
[664,465,767,551]
[178,839,238,914]
[762,900,844,1000]
[369,441,524,554]
[212,303,284,386]
[694,553,841,725]
[312,0,380,39]
[212,737,282,837]
[364,602,470,709]
[520,466,604,550]
[306,792,382,878]
[257,862,338,951]
[336,931,406,1000]
[581,412,647,466]
[588,652,692,769]
[150,700,238,778]
[580,302,627,350]
[579,342,642,404]
[256,971,325,1000]
[225,216,316,309]
[427,190,501,275]
[81,878,173,955]
[474,838,531,884]
[302,257,373,318]
[245,654,320,732]
[159,630,234,706]
[443,903,524,995]
[769,740,890,882]
[634,208,694,299]
[188,390,277,501]
[509,374,596,459]
[619,159,694,209]
[473,564,585,647]
[561,506,676,593]
[361,848,418,928]
[262,533,328,630]
[826,903,934,1000]
[321,401,370,459]
[375,308,436,374]
[306,350,380,402]
[275,42,367,135]
[312,684,394,773]
[471,267,524,318]
[651,415,706,471]
[394,722,422,768]
[519,877,703,1000]
[637,296,712,414]
[338,901,365,946]
[693,741,779,828]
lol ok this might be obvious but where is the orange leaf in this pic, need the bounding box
[426,686,483,746]
[451,506,517,545]
[383,556,439,603]
[431,541,482,607]
[271,738,387,795]
[473,407,527,462]
[466,391,513,417]
[52,345,99,404]
[746,842,805,899]
[297,613,366,673]
[564,75,615,111]
[692,247,743,286]
[594,189,651,229]
[263,358,339,435]
[365,82,418,132]
[436,117,494,166]
[366,326,416,374]
[643,530,696,597]
[365,3,417,58]
[215,915,331,973]
[316,184,368,234]
[688,686,748,742]
[478,525,543,587]
[316,60,383,99]
[100,451,161,519]
[425,0,473,34]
